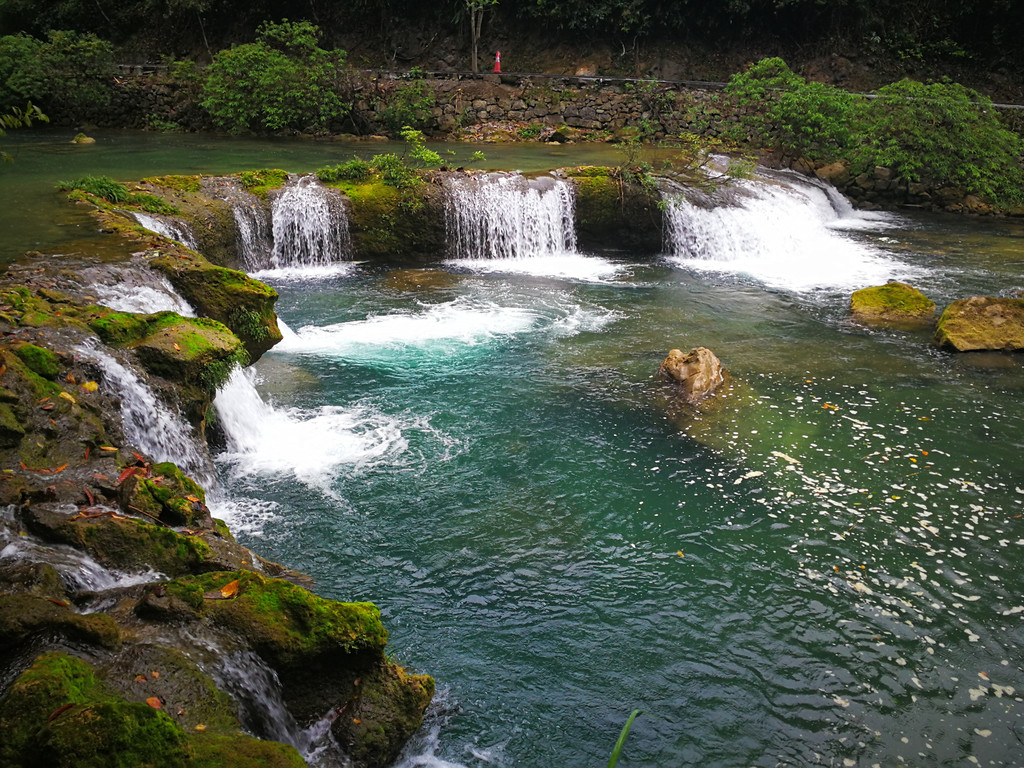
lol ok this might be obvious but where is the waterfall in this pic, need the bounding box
[213,650,344,765]
[131,212,198,250]
[445,173,577,260]
[229,188,273,272]
[77,344,211,482]
[269,176,352,269]
[88,262,195,317]
[660,173,911,292]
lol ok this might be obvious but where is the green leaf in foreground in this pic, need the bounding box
[607,709,643,768]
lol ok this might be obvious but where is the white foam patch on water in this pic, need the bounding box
[214,367,416,493]
[448,253,624,282]
[205,492,282,539]
[250,263,356,281]
[663,176,916,292]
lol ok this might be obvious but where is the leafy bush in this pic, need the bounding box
[316,158,372,183]
[375,80,435,134]
[201,20,347,134]
[400,125,441,167]
[0,30,114,114]
[856,79,1024,206]
[370,153,419,189]
[725,57,860,161]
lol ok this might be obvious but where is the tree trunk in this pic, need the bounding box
[470,8,485,73]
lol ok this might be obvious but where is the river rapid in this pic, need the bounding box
[3,131,1023,767]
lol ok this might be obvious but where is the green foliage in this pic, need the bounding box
[370,153,421,189]
[376,79,435,134]
[856,79,1024,206]
[469,150,487,162]
[58,175,180,213]
[0,30,114,114]
[607,709,642,768]
[59,175,130,203]
[201,20,347,134]
[517,123,542,139]
[400,125,441,167]
[1,101,47,162]
[316,158,372,183]
[237,168,289,196]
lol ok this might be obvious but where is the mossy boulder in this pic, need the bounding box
[162,570,388,667]
[11,342,61,379]
[0,653,190,768]
[565,166,662,253]
[850,282,936,326]
[22,504,259,577]
[332,663,435,768]
[659,346,726,405]
[90,310,246,394]
[332,179,446,262]
[148,252,282,361]
[935,297,1024,351]
[0,652,307,768]
[0,595,121,655]
[118,461,212,528]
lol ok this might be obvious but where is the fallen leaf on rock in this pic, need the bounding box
[47,703,76,722]
[99,446,118,452]
[194,724,206,732]
[59,391,76,404]
[134,674,148,683]
[151,671,159,679]
[45,598,69,607]
[146,697,162,709]
[81,381,99,393]
[219,580,239,598]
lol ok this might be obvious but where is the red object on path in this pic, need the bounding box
[493,51,501,73]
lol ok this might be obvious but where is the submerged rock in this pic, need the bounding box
[935,296,1024,351]
[658,346,725,405]
[850,281,936,326]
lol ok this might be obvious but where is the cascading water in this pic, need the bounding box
[77,344,211,482]
[131,212,198,250]
[445,173,577,260]
[230,188,273,272]
[660,172,911,292]
[214,650,343,766]
[87,262,195,317]
[269,176,352,270]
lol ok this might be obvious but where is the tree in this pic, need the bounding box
[1,102,48,163]
[465,0,497,74]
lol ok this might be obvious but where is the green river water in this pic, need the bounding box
[2,130,1023,767]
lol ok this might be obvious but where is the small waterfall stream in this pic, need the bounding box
[445,173,577,260]
[270,176,352,269]
[131,212,199,250]
[660,173,909,291]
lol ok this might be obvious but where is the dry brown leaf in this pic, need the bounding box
[134,674,148,683]
[145,697,162,709]
[219,580,240,599]
[151,671,160,679]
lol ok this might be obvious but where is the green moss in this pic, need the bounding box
[935,296,1024,351]
[88,311,154,346]
[120,462,209,528]
[142,175,203,193]
[191,732,306,768]
[237,168,289,198]
[567,165,613,177]
[850,282,936,323]
[337,179,445,261]
[165,571,389,666]
[0,596,122,654]
[0,401,26,447]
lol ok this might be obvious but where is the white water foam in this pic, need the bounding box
[250,262,356,281]
[90,265,195,317]
[214,367,415,493]
[449,253,623,282]
[445,173,577,260]
[78,344,210,481]
[131,212,198,250]
[275,295,616,365]
[662,174,914,292]
[230,190,273,271]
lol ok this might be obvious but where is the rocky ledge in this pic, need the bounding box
[0,236,432,766]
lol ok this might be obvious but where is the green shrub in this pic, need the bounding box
[0,30,114,114]
[856,78,1024,207]
[316,158,372,183]
[201,20,347,134]
[370,153,419,189]
[375,79,434,134]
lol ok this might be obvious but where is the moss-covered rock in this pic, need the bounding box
[935,296,1024,351]
[118,461,211,528]
[0,652,190,768]
[332,663,435,768]
[148,252,282,361]
[0,652,308,768]
[162,570,388,667]
[22,505,259,577]
[237,169,289,199]
[12,342,61,379]
[565,166,663,253]
[331,178,446,262]
[0,595,121,655]
[850,281,936,326]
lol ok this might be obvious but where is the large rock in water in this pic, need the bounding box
[850,281,936,326]
[935,297,1024,351]
[658,347,725,404]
